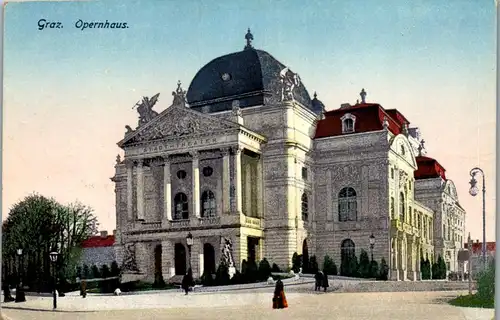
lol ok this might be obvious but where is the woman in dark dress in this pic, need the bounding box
[314,271,323,291]
[182,268,194,295]
[322,270,329,292]
[272,279,288,309]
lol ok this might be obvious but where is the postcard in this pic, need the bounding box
[1,1,496,319]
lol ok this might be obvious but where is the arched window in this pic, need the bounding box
[201,190,216,217]
[301,193,308,221]
[399,192,405,222]
[338,187,357,222]
[340,239,356,263]
[173,193,189,220]
[341,113,356,134]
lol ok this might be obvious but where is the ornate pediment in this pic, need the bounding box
[119,104,239,147]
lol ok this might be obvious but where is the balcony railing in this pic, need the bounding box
[198,216,221,226]
[138,221,161,230]
[169,219,190,228]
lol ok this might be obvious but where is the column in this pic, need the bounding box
[391,237,399,280]
[191,152,201,218]
[136,160,145,221]
[245,163,252,215]
[233,147,243,213]
[326,169,333,221]
[222,148,231,214]
[256,157,263,218]
[126,161,134,221]
[163,156,172,221]
[161,240,175,279]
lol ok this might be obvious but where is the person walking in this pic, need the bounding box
[272,279,288,309]
[181,268,194,295]
[322,270,329,292]
[314,271,323,291]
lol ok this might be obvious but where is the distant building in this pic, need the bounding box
[79,230,116,268]
[464,240,495,276]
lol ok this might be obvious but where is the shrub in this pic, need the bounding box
[230,270,244,285]
[201,270,214,286]
[215,263,230,286]
[291,252,301,273]
[421,257,431,280]
[258,258,272,281]
[358,250,371,278]
[110,261,120,277]
[341,254,359,277]
[323,255,337,276]
[82,264,90,279]
[76,266,82,279]
[245,260,259,283]
[377,258,389,280]
[91,265,101,279]
[369,260,379,278]
[271,263,281,273]
[308,255,319,274]
[476,259,495,303]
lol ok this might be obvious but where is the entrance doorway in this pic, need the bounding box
[203,243,216,275]
[174,243,187,275]
[154,244,162,283]
[247,237,260,263]
[302,239,309,272]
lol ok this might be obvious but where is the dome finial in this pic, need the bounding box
[360,88,367,103]
[244,28,254,50]
[313,91,317,99]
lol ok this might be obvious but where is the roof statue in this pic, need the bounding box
[220,237,235,268]
[231,100,242,117]
[382,116,389,130]
[115,154,121,165]
[280,67,301,102]
[418,139,426,156]
[133,93,160,127]
[244,28,254,50]
[172,80,187,107]
[360,88,367,103]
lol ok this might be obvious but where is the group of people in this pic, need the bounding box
[314,271,329,292]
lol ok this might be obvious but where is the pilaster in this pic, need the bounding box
[244,162,252,215]
[161,240,175,280]
[326,169,333,221]
[256,157,263,218]
[232,147,243,213]
[163,156,172,222]
[136,160,145,221]
[222,148,231,214]
[126,161,134,220]
[191,152,201,218]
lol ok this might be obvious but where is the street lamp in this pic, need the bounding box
[186,232,193,271]
[469,167,486,269]
[15,248,25,303]
[369,233,376,261]
[49,251,59,310]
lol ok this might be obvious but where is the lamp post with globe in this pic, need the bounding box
[49,251,59,309]
[15,248,25,303]
[469,167,486,269]
[369,233,376,262]
[186,232,193,271]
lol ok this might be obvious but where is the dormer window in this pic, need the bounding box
[341,113,356,134]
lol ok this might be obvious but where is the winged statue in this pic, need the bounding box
[133,93,160,127]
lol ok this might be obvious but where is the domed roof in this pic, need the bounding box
[186,30,315,114]
[311,92,326,114]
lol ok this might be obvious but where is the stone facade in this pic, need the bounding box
[111,37,466,282]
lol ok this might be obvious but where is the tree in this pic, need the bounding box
[377,258,389,280]
[2,194,98,292]
[291,252,301,273]
[323,255,337,275]
[437,255,447,279]
[477,258,495,303]
[258,258,272,281]
[369,260,379,278]
[421,257,431,280]
[82,264,90,279]
[308,255,319,274]
[215,263,230,285]
[358,250,371,278]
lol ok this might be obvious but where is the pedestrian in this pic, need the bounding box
[322,270,329,292]
[81,280,87,298]
[182,268,194,295]
[314,271,323,291]
[272,278,288,309]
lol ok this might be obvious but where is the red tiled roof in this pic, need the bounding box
[414,156,446,180]
[385,109,410,127]
[81,235,115,248]
[464,242,496,254]
[314,103,405,139]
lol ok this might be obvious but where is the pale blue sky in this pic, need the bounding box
[3,0,496,241]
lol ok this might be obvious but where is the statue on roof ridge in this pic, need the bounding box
[280,67,301,102]
[172,80,187,107]
[133,93,160,127]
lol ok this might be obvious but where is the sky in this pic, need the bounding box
[3,0,496,241]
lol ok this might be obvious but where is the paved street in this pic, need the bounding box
[1,289,494,320]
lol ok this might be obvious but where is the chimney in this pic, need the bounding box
[100,230,108,238]
[340,103,351,109]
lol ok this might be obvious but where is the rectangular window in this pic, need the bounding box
[390,197,395,218]
[391,168,395,179]
[301,167,308,180]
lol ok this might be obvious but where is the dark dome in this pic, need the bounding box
[311,92,326,114]
[186,48,315,113]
